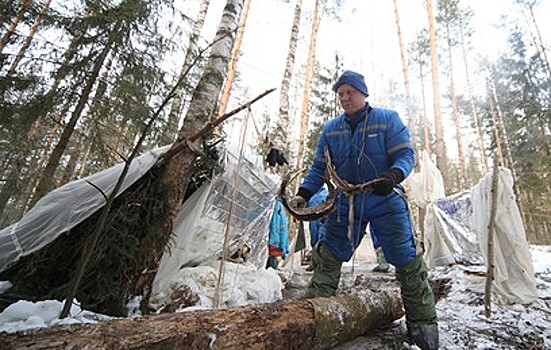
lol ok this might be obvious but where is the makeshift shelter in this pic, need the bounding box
[408,152,538,305]
[0,143,283,314]
[0,145,170,275]
[149,146,284,310]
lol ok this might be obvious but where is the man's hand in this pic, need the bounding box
[289,195,307,208]
[372,169,404,196]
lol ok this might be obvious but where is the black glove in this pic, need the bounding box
[266,147,289,167]
[372,168,404,196]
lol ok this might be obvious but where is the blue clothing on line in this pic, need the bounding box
[268,198,289,259]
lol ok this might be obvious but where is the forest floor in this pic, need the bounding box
[282,250,551,350]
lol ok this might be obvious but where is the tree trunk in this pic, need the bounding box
[521,4,551,79]
[146,0,245,309]
[30,30,117,206]
[0,0,32,53]
[489,78,528,230]
[445,22,466,188]
[419,62,432,156]
[459,24,488,173]
[484,161,499,318]
[218,0,252,117]
[393,0,417,156]
[166,0,211,142]
[296,0,320,177]
[487,81,504,166]
[274,0,303,152]
[426,0,447,181]
[7,0,53,74]
[1,292,405,350]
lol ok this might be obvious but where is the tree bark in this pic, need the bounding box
[459,24,488,173]
[144,0,245,310]
[7,0,53,74]
[274,0,303,152]
[0,0,32,53]
[0,292,405,350]
[393,0,417,156]
[30,27,117,207]
[166,0,211,142]
[296,0,321,178]
[426,0,448,182]
[217,0,252,117]
[445,22,466,188]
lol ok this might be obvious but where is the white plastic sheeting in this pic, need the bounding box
[472,167,538,305]
[150,148,282,308]
[406,150,446,209]
[424,191,483,268]
[149,261,284,311]
[0,146,170,274]
[421,166,538,305]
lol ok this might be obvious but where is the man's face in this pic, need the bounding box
[336,84,367,115]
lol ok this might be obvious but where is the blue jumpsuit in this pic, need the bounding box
[300,104,416,267]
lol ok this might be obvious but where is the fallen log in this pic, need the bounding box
[0,291,405,350]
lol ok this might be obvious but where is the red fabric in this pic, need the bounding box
[268,244,282,257]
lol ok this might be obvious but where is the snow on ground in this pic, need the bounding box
[0,245,550,349]
[329,244,551,350]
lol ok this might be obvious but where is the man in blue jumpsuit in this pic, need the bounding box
[290,70,438,349]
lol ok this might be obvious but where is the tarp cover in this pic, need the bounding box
[0,146,170,274]
[150,147,281,308]
[406,150,446,208]
[420,166,538,305]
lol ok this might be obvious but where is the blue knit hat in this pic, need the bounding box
[332,70,369,96]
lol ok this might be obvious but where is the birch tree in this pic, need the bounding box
[161,0,245,241]
[166,0,211,142]
[272,0,303,158]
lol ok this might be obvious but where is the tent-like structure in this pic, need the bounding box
[0,145,170,275]
[0,143,284,314]
[408,151,538,305]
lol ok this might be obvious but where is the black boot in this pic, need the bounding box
[396,255,439,349]
[407,321,439,350]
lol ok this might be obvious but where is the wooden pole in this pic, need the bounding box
[484,160,499,318]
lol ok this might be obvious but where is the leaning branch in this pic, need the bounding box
[156,88,276,165]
